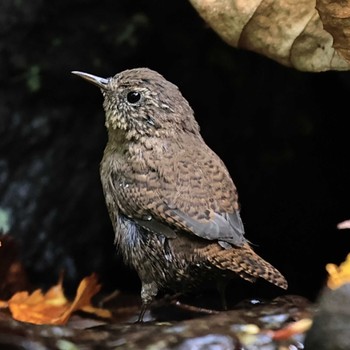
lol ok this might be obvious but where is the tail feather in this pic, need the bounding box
[197,243,288,290]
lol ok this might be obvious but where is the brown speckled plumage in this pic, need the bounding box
[72,68,288,321]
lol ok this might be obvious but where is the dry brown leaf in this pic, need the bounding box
[188,0,350,71]
[0,235,30,300]
[0,273,111,325]
[316,0,350,63]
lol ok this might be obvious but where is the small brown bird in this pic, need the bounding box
[72,68,288,321]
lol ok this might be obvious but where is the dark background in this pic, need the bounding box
[1,0,349,302]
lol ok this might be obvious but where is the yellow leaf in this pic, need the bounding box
[81,304,112,318]
[326,253,350,290]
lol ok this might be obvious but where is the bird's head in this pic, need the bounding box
[72,68,200,140]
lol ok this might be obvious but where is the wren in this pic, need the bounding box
[72,68,288,321]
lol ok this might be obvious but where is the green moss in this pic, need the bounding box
[26,65,41,92]
[0,208,11,234]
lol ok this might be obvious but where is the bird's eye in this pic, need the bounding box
[126,91,142,104]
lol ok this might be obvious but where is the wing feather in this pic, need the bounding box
[106,134,246,247]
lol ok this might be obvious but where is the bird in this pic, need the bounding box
[72,67,288,321]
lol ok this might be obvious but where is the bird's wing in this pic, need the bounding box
[109,135,246,247]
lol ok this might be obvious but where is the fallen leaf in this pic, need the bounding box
[0,235,30,300]
[270,318,313,340]
[326,253,350,290]
[0,273,111,325]
[316,0,350,63]
[188,0,350,71]
[58,273,112,324]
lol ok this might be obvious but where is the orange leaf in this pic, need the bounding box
[0,300,8,308]
[5,273,111,325]
[56,273,112,324]
[270,318,313,340]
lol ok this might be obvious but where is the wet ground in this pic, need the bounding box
[0,293,313,350]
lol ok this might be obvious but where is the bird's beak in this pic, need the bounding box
[71,71,109,89]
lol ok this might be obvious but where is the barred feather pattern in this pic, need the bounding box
[196,243,288,290]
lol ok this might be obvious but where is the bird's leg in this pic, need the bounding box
[136,281,158,323]
[136,304,147,323]
[170,299,220,315]
[216,279,229,310]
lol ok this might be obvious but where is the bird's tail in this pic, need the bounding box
[197,243,288,290]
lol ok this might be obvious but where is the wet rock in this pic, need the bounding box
[0,295,312,350]
[304,284,350,350]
